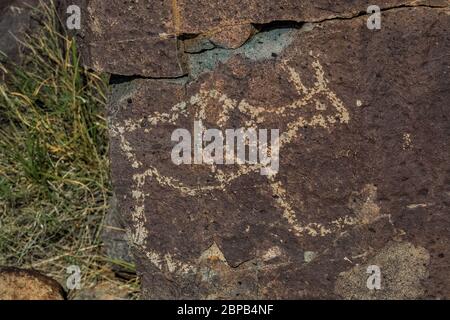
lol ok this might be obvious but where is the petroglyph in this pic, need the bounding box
[90,3,449,298]
[110,54,368,271]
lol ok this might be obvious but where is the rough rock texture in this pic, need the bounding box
[102,195,135,278]
[0,0,39,65]
[79,0,449,299]
[335,242,431,299]
[0,267,66,300]
[64,0,185,77]
[71,0,449,77]
[73,281,131,300]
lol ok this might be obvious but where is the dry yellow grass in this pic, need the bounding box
[0,1,139,299]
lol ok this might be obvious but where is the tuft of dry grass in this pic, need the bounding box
[0,1,139,299]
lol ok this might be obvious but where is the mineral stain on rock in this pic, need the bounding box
[348,184,382,225]
[187,27,297,79]
[335,242,430,300]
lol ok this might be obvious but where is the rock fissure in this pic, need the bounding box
[105,3,448,83]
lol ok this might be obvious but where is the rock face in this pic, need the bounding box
[0,267,65,300]
[70,0,449,77]
[102,195,135,278]
[76,0,449,299]
[0,0,39,65]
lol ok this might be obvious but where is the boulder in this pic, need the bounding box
[0,267,65,300]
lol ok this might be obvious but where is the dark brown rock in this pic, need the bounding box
[209,24,256,49]
[73,0,448,77]
[0,267,66,300]
[106,6,450,299]
[63,0,185,77]
[0,0,39,64]
[177,0,446,33]
[102,195,135,278]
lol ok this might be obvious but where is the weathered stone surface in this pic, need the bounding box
[335,242,431,299]
[73,281,131,300]
[0,267,66,300]
[177,0,447,33]
[209,24,256,49]
[102,195,134,278]
[106,6,450,299]
[0,0,39,65]
[73,0,448,77]
[65,0,185,77]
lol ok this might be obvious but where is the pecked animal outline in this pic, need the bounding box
[110,54,360,256]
